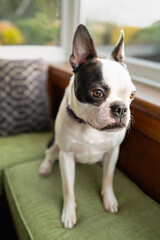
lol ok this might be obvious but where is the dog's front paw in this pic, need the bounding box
[61,203,77,229]
[102,191,118,213]
[38,159,53,175]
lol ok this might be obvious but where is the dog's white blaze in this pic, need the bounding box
[100,59,135,97]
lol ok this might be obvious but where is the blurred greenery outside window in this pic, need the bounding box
[85,0,160,63]
[0,0,61,46]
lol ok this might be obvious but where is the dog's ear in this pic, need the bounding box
[111,30,125,62]
[70,24,97,71]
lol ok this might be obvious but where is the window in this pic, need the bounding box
[0,0,83,61]
[85,0,160,64]
[0,0,160,91]
[84,0,160,89]
[0,0,61,46]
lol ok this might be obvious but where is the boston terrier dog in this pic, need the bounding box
[39,24,136,229]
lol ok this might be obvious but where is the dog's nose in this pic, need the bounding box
[110,102,127,118]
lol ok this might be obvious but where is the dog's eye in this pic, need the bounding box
[130,91,136,100]
[90,89,104,98]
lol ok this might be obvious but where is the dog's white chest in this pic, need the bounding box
[61,124,126,164]
[69,138,107,164]
[76,153,104,164]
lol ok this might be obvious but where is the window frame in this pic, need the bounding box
[125,57,160,88]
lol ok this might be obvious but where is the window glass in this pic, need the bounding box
[85,0,160,63]
[0,0,61,45]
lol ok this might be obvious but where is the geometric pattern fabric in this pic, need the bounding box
[0,59,51,136]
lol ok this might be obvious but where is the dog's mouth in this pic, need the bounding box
[100,122,126,132]
[87,121,126,132]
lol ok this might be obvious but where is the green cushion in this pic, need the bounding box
[0,132,51,192]
[4,160,160,240]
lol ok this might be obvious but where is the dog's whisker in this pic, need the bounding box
[130,114,135,124]
[126,115,135,133]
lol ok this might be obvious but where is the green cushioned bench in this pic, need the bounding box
[4,159,160,240]
[0,132,51,193]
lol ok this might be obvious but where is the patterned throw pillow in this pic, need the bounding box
[0,59,51,136]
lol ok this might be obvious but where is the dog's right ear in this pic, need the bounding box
[70,24,97,71]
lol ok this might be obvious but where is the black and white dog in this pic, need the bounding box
[39,25,136,229]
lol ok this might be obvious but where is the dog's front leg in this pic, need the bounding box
[59,150,77,229]
[102,147,119,213]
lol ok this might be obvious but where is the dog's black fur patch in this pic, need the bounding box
[74,60,110,106]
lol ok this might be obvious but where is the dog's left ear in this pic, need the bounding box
[111,30,125,62]
[70,24,97,71]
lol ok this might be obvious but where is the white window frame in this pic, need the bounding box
[60,0,86,58]
[125,57,160,89]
